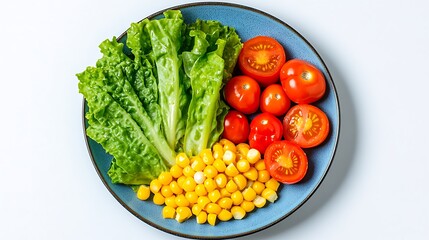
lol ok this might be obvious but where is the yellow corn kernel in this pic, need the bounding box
[242,187,257,202]
[236,143,250,156]
[182,165,196,178]
[213,159,226,172]
[236,159,251,173]
[137,185,151,201]
[192,204,203,216]
[176,153,190,168]
[164,196,178,208]
[161,185,173,198]
[240,201,255,213]
[152,193,165,205]
[220,188,232,198]
[247,148,261,164]
[185,191,198,204]
[208,189,221,203]
[243,167,258,181]
[253,196,267,208]
[169,181,183,195]
[231,190,244,206]
[193,171,206,185]
[162,206,176,219]
[170,165,183,179]
[218,197,233,209]
[262,188,278,203]
[254,159,266,170]
[225,163,239,177]
[252,181,266,195]
[231,206,246,220]
[195,184,208,196]
[206,203,222,215]
[158,172,173,185]
[258,170,271,183]
[175,206,192,223]
[196,211,208,224]
[175,194,189,207]
[204,178,217,192]
[218,209,233,221]
[212,143,224,160]
[235,153,246,161]
[214,173,228,188]
[200,148,215,165]
[182,177,197,192]
[177,175,186,188]
[208,213,217,226]
[265,178,281,191]
[197,196,211,209]
[204,165,218,179]
[226,179,238,193]
[223,150,236,165]
[221,139,236,152]
[149,179,162,193]
[233,174,247,190]
[191,156,206,172]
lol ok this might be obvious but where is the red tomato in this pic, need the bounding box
[224,75,260,114]
[280,59,326,104]
[238,36,286,87]
[223,110,250,144]
[283,104,330,148]
[260,84,291,116]
[264,141,308,184]
[248,113,283,154]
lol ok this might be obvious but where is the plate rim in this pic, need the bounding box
[81,1,341,239]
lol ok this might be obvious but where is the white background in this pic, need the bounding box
[1,0,428,239]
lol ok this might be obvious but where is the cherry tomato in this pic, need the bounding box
[280,59,326,104]
[283,104,330,148]
[264,141,308,184]
[248,113,283,154]
[223,110,250,144]
[238,36,286,87]
[260,84,291,117]
[224,75,260,114]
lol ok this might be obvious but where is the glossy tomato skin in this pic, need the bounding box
[264,141,308,184]
[248,113,283,154]
[260,84,291,117]
[224,75,261,114]
[280,59,326,104]
[223,110,250,144]
[283,104,330,148]
[238,36,286,87]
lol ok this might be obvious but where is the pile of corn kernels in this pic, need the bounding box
[136,139,280,226]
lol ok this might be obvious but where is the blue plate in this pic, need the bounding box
[82,2,340,239]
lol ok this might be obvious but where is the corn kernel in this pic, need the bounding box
[231,206,246,220]
[176,153,190,168]
[206,203,222,214]
[236,143,250,156]
[196,211,208,224]
[161,185,173,198]
[191,156,206,172]
[253,196,267,208]
[231,190,244,206]
[208,189,221,203]
[221,139,236,152]
[240,201,255,212]
[193,171,206,184]
[220,188,232,197]
[152,193,165,205]
[175,206,192,223]
[149,179,162,193]
[212,143,224,160]
[158,172,173,185]
[183,165,196,178]
[218,209,233,221]
[162,206,176,219]
[197,196,211,209]
[204,165,218,179]
[236,159,251,173]
[213,159,226,172]
[170,165,183,179]
[226,179,238,193]
[218,197,233,209]
[185,191,198,204]
[265,178,281,191]
[242,187,257,202]
[137,185,151,201]
[164,196,178,208]
[182,177,197,192]
[223,150,236,165]
[204,178,217,192]
[208,213,217,226]
[175,194,190,207]
[177,175,186,188]
[262,188,278,203]
[169,181,183,195]
[254,159,266,170]
[225,163,239,177]
[214,173,227,188]
[252,181,266,195]
[247,148,261,164]
[192,204,203,215]
[243,167,258,181]
[233,174,247,190]
[258,170,271,183]
[200,149,215,165]
[195,184,208,196]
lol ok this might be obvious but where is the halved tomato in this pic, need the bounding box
[264,141,308,184]
[283,104,330,148]
[238,36,286,86]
